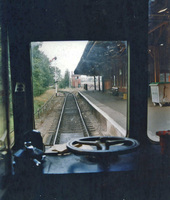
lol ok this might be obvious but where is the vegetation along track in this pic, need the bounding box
[53,92,89,144]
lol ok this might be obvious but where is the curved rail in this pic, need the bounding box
[53,92,89,145]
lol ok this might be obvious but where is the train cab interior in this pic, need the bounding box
[1,0,170,199]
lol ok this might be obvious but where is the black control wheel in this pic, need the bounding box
[67,136,139,157]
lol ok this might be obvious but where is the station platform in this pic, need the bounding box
[79,90,127,137]
[79,90,170,142]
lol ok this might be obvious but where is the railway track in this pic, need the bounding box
[53,93,89,144]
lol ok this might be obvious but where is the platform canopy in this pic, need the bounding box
[74,41,127,76]
[148,0,170,45]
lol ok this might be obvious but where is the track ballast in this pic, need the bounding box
[53,93,89,144]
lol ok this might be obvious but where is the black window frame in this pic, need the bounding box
[7,0,149,149]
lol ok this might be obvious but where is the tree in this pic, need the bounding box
[31,43,60,96]
[63,69,70,88]
[58,69,70,89]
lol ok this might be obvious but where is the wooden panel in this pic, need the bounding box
[104,80,112,90]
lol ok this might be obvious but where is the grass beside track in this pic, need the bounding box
[34,89,55,113]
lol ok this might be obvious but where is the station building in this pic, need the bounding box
[71,72,81,88]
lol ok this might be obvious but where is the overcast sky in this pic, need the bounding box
[39,41,88,76]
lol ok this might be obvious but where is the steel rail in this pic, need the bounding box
[53,93,68,146]
[73,94,89,137]
[53,92,89,145]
